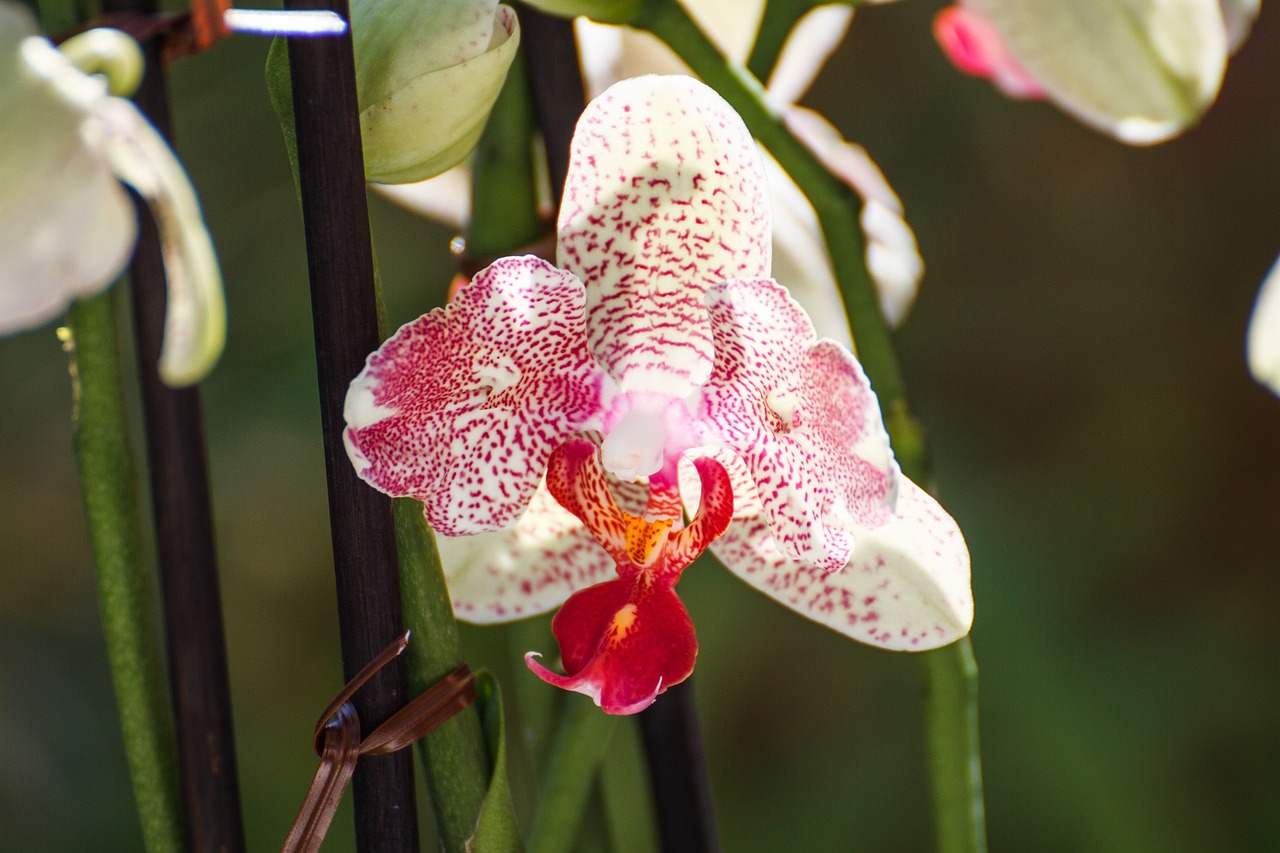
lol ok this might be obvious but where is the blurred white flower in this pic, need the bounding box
[1247,254,1280,397]
[934,0,1258,145]
[0,3,224,385]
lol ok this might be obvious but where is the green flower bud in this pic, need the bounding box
[355,0,522,183]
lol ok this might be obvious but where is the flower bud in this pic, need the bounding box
[354,0,521,183]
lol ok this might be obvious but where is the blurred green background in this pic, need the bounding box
[3,2,1279,850]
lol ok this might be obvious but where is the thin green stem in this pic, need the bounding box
[746,0,818,83]
[527,699,620,853]
[600,718,659,853]
[393,499,497,851]
[66,290,184,853]
[636,4,985,850]
[924,639,987,853]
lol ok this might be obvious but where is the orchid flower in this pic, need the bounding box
[0,3,224,385]
[345,75,972,713]
[378,0,923,341]
[933,0,1258,145]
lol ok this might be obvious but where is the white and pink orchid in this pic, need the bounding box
[345,76,972,714]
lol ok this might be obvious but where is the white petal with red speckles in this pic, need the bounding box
[344,255,607,534]
[558,75,771,398]
[701,278,897,571]
[439,479,618,623]
[711,477,972,650]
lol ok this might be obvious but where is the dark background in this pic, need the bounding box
[2,2,1278,849]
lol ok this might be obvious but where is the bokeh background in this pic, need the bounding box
[3,2,1279,850]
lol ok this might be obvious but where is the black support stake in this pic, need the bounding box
[282,0,418,848]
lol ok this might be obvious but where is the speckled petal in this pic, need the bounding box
[702,277,897,571]
[344,256,606,533]
[545,437,629,563]
[438,479,617,623]
[710,477,973,651]
[557,75,771,398]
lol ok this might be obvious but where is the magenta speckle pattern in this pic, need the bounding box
[701,278,897,571]
[710,478,972,651]
[344,256,605,534]
[557,75,772,398]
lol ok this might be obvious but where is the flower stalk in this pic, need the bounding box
[66,289,185,853]
[280,0,419,845]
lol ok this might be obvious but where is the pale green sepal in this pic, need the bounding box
[970,0,1228,144]
[58,27,143,96]
[465,671,524,852]
[360,5,520,184]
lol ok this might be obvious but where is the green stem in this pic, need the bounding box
[393,498,498,851]
[600,718,659,853]
[66,290,184,853]
[746,0,820,83]
[924,639,987,853]
[636,4,985,850]
[527,699,620,853]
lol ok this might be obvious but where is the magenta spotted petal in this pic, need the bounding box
[709,477,972,650]
[558,75,772,399]
[701,277,897,571]
[344,256,606,534]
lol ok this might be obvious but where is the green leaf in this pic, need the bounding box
[468,672,524,852]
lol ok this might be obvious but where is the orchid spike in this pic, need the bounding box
[345,75,973,711]
[0,4,225,385]
[525,438,734,714]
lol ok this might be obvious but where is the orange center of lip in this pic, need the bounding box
[623,515,674,566]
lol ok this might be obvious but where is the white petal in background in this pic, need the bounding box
[966,0,1231,144]
[1247,253,1280,397]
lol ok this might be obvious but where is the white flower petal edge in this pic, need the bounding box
[94,98,225,386]
[1247,252,1280,397]
[711,477,972,651]
[0,8,225,385]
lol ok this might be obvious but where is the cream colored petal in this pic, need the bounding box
[1247,253,1280,398]
[0,27,134,334]
[766,4,853,105]
[372,164,473,229]
[96,99,225,386]
[781,107,923,329]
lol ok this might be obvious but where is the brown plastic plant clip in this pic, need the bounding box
[281,632,477,853]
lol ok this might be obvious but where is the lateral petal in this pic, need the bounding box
[711,478,973,651]
[441,479,617,623]
[344,256,606,533]
[702,278,897,571]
